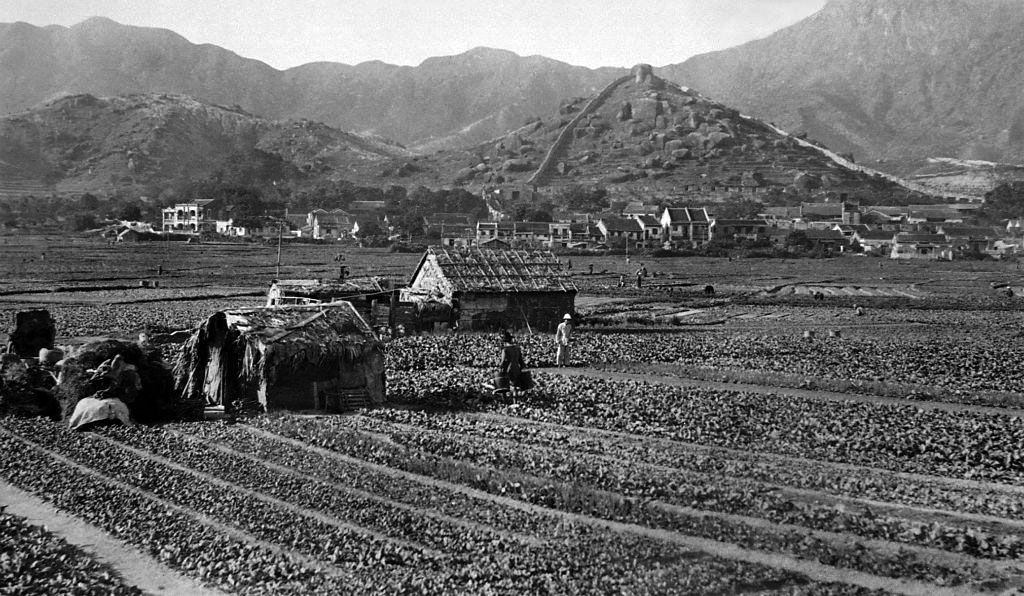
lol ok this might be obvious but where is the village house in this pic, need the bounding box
[440,225,476,248]
[161,199,215,233]
[659,207,711,248]
[310,209,353,240]
[890,233,953,260]
[803,228,848,253]
[424,212,476,236]
[598,217,643,247]
[852,230,896,254]
[937,225,1004,256]
[621,201,659,218]
[710,219,770,242]
[403,247,576,332]
[176,302,385,413]
[635,215,663,247]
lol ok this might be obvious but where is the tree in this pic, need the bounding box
[556,185,608,212]
[982,182,1024,222]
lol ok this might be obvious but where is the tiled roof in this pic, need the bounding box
[663,207,709,223]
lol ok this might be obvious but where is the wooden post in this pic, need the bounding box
[276,223,283,278]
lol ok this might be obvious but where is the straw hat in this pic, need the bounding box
[563,313,572,320]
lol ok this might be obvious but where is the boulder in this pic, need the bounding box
[665,139,686,153]
[671,149,691,161]
[501,158,533,172]
[680,133,706,148]
[707,131,733,148]
[454,168,476,183]
[637,141,655,156]
[632,63,655,85]
[617,102,633,121]
[605,172,633,184]
[631,98,663,121]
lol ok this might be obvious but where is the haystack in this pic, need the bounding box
[56,339,183,423]
[175,302,385,413]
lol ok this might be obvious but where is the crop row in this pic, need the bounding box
[367,408,1024,523]
[384,332,1024,398]
[343,413,1024,561]
[1,419,834,595]
[0,426,350,595]
[253,416,1002,588]
[159,422,847,595]
[0,508,143,596]
[0,419,482,593]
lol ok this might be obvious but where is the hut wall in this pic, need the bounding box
[460,292,575,332]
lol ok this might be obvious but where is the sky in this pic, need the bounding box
[0,0,827,70]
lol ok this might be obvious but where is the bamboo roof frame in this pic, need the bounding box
[416,247,577,294]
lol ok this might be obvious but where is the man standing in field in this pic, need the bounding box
[555,314,573,366]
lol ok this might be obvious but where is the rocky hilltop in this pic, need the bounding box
[663,0,1024,174]
[407,65,919,201]
[0,93,409,193]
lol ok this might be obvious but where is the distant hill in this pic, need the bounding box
[0,93,409,194]
[405,65,927,201]
[662,0,1024,176]
[0,18,623,151]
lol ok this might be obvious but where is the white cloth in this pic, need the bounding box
[68,397,132,430]
[555,321,571,346]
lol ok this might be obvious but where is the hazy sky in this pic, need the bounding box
[0,0,827,70]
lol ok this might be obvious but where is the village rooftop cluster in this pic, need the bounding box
[155,190,1017,261]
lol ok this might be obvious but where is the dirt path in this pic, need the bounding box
[0,481,228,596]
[537,366,1024,420]
[241,425,1000,596]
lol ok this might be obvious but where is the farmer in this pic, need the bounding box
[499,331,528,395]
[555,314,573,366]
[635,267,643,288]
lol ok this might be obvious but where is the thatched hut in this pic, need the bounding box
[176,302,384,413]
[403,247,577,332]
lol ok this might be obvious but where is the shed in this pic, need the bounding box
[266,277,391,327]
[404,247,576,332]
[175,302,385,413]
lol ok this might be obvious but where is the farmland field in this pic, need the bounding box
[3,233,1024,594]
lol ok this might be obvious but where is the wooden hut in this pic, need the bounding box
[176,302,384,413]
[403,247,577,332]
[266,277,391,327]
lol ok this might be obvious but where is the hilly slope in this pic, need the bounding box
[405,65,924,202]
[0,18,623,150]
[662,0,1024,176]
[0,93,409,194]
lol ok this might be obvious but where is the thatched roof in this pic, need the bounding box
[176,302,382,404]
[270,277,385,299]
[411,247,577,294]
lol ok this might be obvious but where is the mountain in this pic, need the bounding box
[662,0,1024,179]
[0,18,623,150]
[0,93,410,194]
[404,64,925,201]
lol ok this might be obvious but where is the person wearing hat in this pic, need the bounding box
[555,313,573,366]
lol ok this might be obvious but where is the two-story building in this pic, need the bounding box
[660,207,710,248]
[161,199,216,233]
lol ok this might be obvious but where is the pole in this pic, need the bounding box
[276,222,283,278]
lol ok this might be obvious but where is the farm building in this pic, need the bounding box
[176,302,385,413]
[266,277,392,327]
[403,247,577,332]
